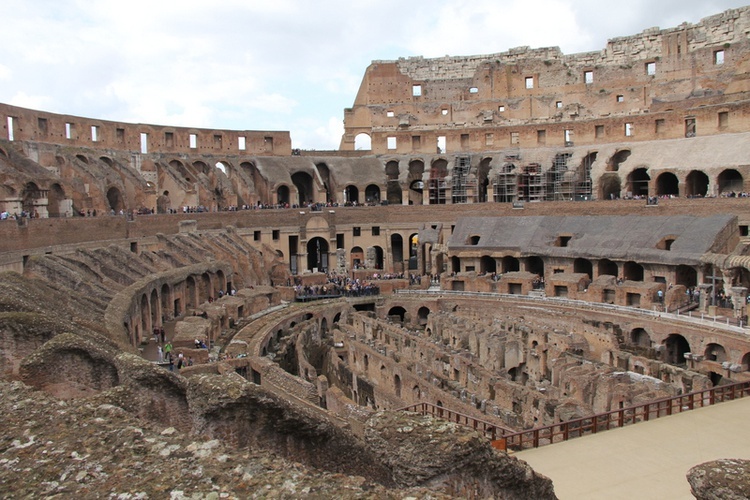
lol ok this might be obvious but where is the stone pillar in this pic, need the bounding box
[698,283,712,313]
[731,286,747,320]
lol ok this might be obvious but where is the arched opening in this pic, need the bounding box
[241,162,269,206]
[428,159,448,204]
[140,293,150,341]
[388,306,406,324]
[161,283,172,320]
[408,234,419,270]
[526,256,544,277]
[344,185,359,205]
[574,258,593,280]
[627,168,650,197]
[685,170,709,197]
[630,328,652,347]
[607,149,631,172]
[21,182,41,216]
[277,185,290,206]
[48,183,66,217]
[408,160,425,205]
[215,161,229,177]
[320,318,328,337]
[705,343,728,362]
[351,246,364,270]
[655,172,679,196]
[451,255,461,274]
[354,133,371,150]
[502,256,520,273]
[623,261,644,281]
[333,312,341,324]
[676,265,698,288]
[315,163,332,203]
[664,334,690,365]
[386,160,402,204]
[76,154,89,164]
[477,157,492,203]
[417,306,430,327]
[291,171,314,206]
[394,374,402,398]
[598,259,618,278]
[372,246,384,270]
[185,276,197,309]
[193,161,210,176]
[599,173,622,200]
[391,234,404,272]
[106,186,124,213]
[718,169,744,194]
[365,184,380,204]
[306,237,329,273]
[480,256,497,274]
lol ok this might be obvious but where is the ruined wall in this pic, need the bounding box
[342,7,750,153]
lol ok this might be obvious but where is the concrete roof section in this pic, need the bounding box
[448,214,737,265]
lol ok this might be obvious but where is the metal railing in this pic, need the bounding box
[400,381,750,452]
[498,380,750,451]
[398,402,514,442]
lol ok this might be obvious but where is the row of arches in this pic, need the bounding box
[628,328,750,370]
[302,232,421,273]
[600,168,743,199]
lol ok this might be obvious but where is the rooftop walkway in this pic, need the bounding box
[516,396,750,499]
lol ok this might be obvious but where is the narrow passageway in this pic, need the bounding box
[140,319,177,362]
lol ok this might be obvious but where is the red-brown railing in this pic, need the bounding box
[398,402,514,442]
[401,380,750,452]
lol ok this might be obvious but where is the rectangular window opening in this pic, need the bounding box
[625,123,634,137]
[469,86,478,94]
[387,110,395,117]
[336,233,345,249]
[116,128,125,143]
[437,136,446,154]
[165,131,174,147]
[213,134,223,148]
[372,226,380,236]
[485,133,494,146]
[412,135,421,150]
[238,136,246,150]
[189,133,197,149]
[253,230,261,241]
[525,76,534,89]
[584,70,593,84]
[536,129,546,145]
[441,109,448,116]
[617,95,624,103]
[387,136,397,150]
[37,118,48,136]
[595,125,605,138]
[412,84,422,97]
[264,136,274,152]
[564,129,573,145]
[718,111,729,129]
[646,62,656,76]
[715,50,725,65]
[272,229,280,241]
[91,125,99,142]
[556,101,563,108]
[498,105,505,112]
[353,227,361,237]
[685,118,696,138]
[655,119,665,133]
[460,133,469,149]
[65,122,73,140]
[6,116,14,141]
[140,132,148,154]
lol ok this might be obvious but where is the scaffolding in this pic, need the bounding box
[518,163,545,202]
[548,153,573,201]
[452,156,471,204]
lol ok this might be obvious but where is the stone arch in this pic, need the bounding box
[408,233,419,270]
[161,283,173,320]
[365,184,380,204]
[623,261,644,281]
[574,258,593,279]
[106,186,125,213]
[315,163,333,203]
[598,259,618,277]
[665,333,691,365]
[48,183,66,217]
[412,385,421,400]
[291,171,314,205]
[388,306,406,323]
[307,237,329,272]
[655,172,679,196]
[526,256,544,277]
[200,273,212,302]
[627,168,650,197]
[685,170,709,197]
[391,233,404,271]
[718,169,744,194]
[169,159,195,183]
[705,343,728,362]
[372,245,384,270]
[354,132,371,150]
[99,156,114,166]
[277,185,290,206]
[428,159,448,205]
[149,288,160,332]
[386,160,402,205]
[599,173,622,200]
[76,154,89,164]
[193,161,210,176]
[344,185,359,205]
[417,306,430,327]
[630,328,652,347]
[676,265,698,288]
[741,352,750,371]
[477,157,492,203]
[480,256,497,274]
[21,182,42,215]
[394,374,402,398]
[140,293,150,342]
[502,256,520,273]
[351,246,364,269]
[607,149,631,172]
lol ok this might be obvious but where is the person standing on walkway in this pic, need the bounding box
[157,345,163,363]
[164,341,173,362]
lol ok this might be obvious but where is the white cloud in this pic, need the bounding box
[0,0,747,150]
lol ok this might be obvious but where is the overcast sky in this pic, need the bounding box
[1,1,747,150]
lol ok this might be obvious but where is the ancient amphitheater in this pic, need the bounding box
[2,6,750,499]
